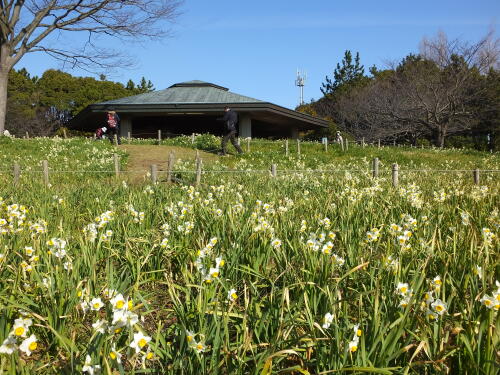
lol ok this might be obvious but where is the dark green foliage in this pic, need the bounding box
[320,50,367,97]
[5,69,156,136]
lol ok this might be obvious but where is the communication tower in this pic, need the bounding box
[295,69,307,106]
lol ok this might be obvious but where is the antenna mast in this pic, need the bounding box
[295,69,306,106]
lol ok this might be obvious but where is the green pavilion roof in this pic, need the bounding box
[99,80,264,105]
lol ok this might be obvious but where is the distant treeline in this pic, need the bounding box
[298,31,500,151]
[5,69,154,137]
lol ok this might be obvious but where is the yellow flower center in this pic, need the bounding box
[138,338,147,348]
[196,344,204,351]
[219,260,225,267]
[435,305,443,311]
[401,287,407,293]
[146,352,154,360]
[496,295,500,302]
[14,327,24,336]
[128,300,133,309]
[28,341,37,351]
[109,352,116,360]
[116,300,124,309]
[211,272,218,278]
[114,328,122,334]
[187,335,193,342]
[356,329,362,337]
[231,293,238,300]
[93,303,100,309]
[350,345,358,352]
[77,291,82,297]
[435,280,441,285]
[484,299,491,306]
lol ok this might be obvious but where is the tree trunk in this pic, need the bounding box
[434,126,447,148]
[0,70,8,134]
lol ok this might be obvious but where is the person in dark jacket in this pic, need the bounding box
[106,110,121,145]
[218,106,243,155]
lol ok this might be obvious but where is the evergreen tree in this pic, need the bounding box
[321,50,365,97]
[136,77,155,93]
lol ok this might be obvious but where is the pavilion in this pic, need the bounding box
[69,80,328,138]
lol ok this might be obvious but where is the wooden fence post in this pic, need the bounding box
[392,163,399,188]
[167,152,175,183]
[246,138,250,152]
[393,140,396,147]
[362,137,365,148]
[340,139,344,152]
[42,160,49,186]
[372,158,379,178]
[324,139,328,152]
[285,139,289,156]
[114,153,119,177]
[378,139,381,148]
[127,132,131,144]
[113,134,118,146]
[151,164,158,184]
[157,130,161,145]
[195,158,202,186]
[25,131,29,139]
[473,169,479,185]
[13,162,20,185]
[191,133,195,144]
[297,139,301,156]
[63,128,67,139]
[271,164,277,177]
[345,139,349,151]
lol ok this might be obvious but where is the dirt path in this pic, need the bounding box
[118,144,218,182]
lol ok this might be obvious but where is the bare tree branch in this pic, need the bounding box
[0,0,182,132]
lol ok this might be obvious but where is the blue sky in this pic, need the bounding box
[19,0,499,109]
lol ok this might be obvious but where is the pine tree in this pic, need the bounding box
[321,50,365,97]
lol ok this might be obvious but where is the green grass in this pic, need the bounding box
[0,136,498,374]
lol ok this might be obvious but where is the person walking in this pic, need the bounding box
[106,110,121,145]
[218,106,243,155]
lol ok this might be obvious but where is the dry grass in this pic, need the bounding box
[118,144,218,183]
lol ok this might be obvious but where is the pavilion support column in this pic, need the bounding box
[239,114,252,139]
[120,115,132,138]
[291,127,299,139]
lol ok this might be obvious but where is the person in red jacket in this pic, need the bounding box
[95,126,107,139]
[106,111,121,144]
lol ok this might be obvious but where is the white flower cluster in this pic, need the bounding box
[304,231,344,264]
[0,202,28,234]
[194,237,225,284]
[365,227,381,243]
[480,280,500,311]
[28,219,47,236]
[127,204,144,224]
[399,183,423,208]
[83,210,114,242]
[0,315,38,357]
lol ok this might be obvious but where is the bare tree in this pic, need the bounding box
[335,31,499,147]
[0,0,182,133]
[420,29,500,73]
